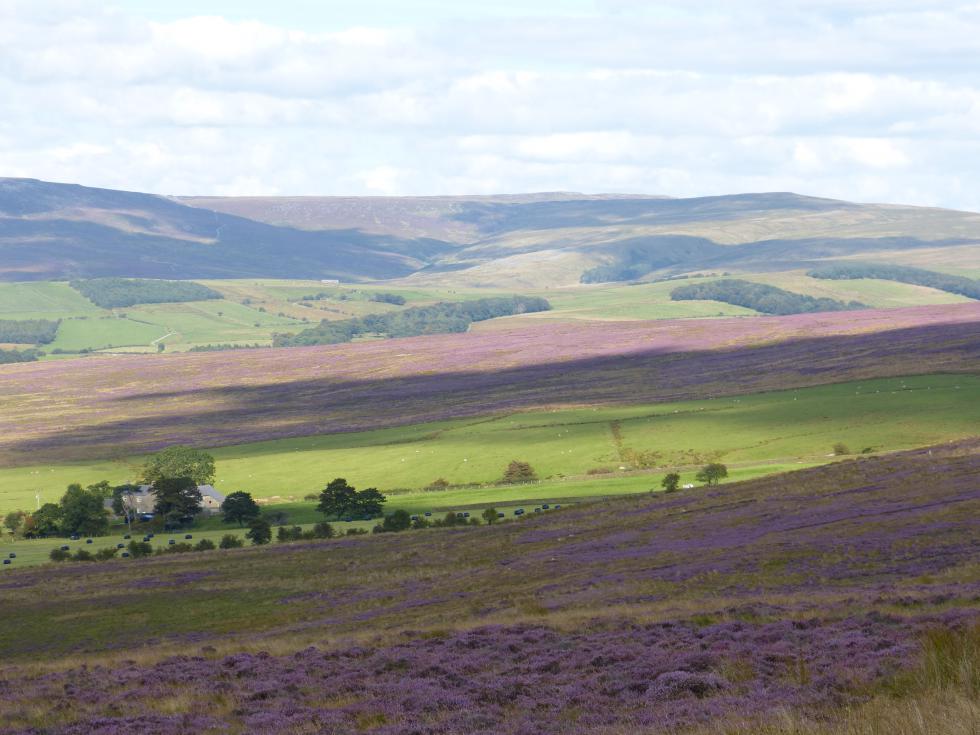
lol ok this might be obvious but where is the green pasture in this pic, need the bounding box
[1,374,976,521]
[0,282,102,320]
[519,280,757,321]
[0,461,811,570]
[746,271,972,308]
[7,273,973,355]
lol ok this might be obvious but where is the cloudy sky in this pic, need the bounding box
[1,1,979,208]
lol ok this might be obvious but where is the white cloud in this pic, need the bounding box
[0,1,978,210]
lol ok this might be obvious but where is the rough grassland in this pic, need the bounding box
[0,303,977,464]
[0,374,975,519]
[0,440,976,733]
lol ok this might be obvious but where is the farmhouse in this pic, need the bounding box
[111,485,226,517]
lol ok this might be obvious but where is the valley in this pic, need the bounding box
[0,179,977,735]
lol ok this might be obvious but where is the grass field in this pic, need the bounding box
[0,460,812,570]
[4,275,975,352]
[1,374,975,520]
[0,281,102,320]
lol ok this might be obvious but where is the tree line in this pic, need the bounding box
[0,319,60,344]
[273,295,551,347]
[670,279,866,315]
[69,278,223,308]
[0,348,40,364]
[807,262,980,300]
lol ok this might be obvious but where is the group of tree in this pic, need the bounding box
[69,278,222,308]
[670,280,867,315]
[0,319,60,344]
[49,533,251,563]
[370,292,407,305]
[807,262,980,300]
[660,463,728,493]
[140,446,218,529]
[315,478,387,520]
[501,460,538,484]
[7,481,114,539]
[0,348,41,364]
[273,296,551,347]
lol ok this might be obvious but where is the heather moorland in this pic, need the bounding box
[0,441,977,733]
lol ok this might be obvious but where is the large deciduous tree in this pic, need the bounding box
[142,446,216,486]
[246,517,272,546]
[3,510,26,536]
[59,484,110,536]
[24,503,63,537]
[502,460,537,484]
[152,477,203,528]
[221,491,261,526]
[316,478,386,520]
[695,463,728,486]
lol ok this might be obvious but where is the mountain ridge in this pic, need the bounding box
[2,177,979,285]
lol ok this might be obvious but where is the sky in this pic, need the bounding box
[1,1,979,208]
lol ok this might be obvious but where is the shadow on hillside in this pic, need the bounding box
[6,319,980,462]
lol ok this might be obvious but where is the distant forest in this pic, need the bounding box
[69,278,222,309]
[0,319,60,344]
[275,296,551,347]
[671,279,867,315]
[0,348,40,364]
[807,263,980,300]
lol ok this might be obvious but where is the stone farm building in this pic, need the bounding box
[113,485,226,517]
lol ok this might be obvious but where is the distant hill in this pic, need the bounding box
[3,178,980,284]
[184,189,980,287]
[0,178,449,281]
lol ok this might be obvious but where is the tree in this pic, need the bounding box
[316,479,386,519]
[152,477,202,528]
[502,460,537,484]
[695,463,728,486]
[482,507,499,525]
[142,446,216,486]
[246,517,271,545]
[127,540,153,558]
[354,488,386,518]
[221,491,261,526]
[219,534,244,549]
[25,503,63,537]
[380,509,412,533]
[832,442,850,456]
[85,480,114,500]
[661,473,681,493]
[316,478,359,519]
[60,484,110,536]
[3,510,25,536]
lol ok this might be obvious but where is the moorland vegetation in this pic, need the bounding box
[0,440,976,734]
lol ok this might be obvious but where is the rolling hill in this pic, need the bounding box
[3,178,979,286]
[0,178,448,281]
[186,189,980,287]
[0,439,976,733]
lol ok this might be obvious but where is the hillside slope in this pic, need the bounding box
[0,178,449,281]
[0,440,976,733]
[0,302,977,464]
[4,178,978,285]
[187,189,980,287]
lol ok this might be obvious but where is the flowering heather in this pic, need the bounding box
[0,440,977,733]
[0,303,977,462]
